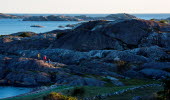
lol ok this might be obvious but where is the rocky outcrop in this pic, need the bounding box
[51,19,170,51]
[0,19,169,87]
[55,74,105,86]
[0,13,23,19]
[140,68,170,78]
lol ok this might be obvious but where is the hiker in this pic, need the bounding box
[43,55,47,62]
[37,53,41,60]
[48,59,51,64]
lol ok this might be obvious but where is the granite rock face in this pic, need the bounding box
[52,19,170,51]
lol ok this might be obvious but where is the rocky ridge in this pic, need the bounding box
[0,19,169,87]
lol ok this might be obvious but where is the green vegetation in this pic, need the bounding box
[1,79,161,100]
[106,86,163,100]
[63,86,137,98]
[159,20,168,24]
[19,32,33,37]
[119,79,161,86]
[150,19,155,21]
[43,92,77,100]
[70,87,86,97]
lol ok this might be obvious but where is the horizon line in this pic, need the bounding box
[3,13,170,14]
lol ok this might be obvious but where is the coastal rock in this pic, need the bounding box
[142,62,170,70]
[52,19,170,51]
[106,13,137,20]
[126,46,170,61]
[0,13,23,19]
[105,76,124,86]
[139,68,170,79]
[55,74,105,86]
[30,25,44,28]
[23,15,83,21]
[22,13,137,21]
[139,32,170,48]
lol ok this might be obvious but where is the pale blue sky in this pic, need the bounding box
[0,0,170,14]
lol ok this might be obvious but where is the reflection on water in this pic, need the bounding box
[0,86,32,98]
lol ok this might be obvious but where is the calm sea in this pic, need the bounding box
[0,14,170,35]
[0,86,32,98]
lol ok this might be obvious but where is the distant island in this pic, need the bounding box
[0,13,24,19]
[22,13,137,21]
[0,13,137,21]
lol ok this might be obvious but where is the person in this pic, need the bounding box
[48,59,51,64]
[43,55,47,62]
[37,53,41,60]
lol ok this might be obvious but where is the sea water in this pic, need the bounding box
[0,86,32,98]
[0,19,80,35]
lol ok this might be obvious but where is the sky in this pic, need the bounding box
[0,0,170,14]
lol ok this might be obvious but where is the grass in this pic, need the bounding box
[105,86,163,100]
[119,79,161,86]
[62,86,137,99]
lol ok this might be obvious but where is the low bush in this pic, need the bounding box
[56,32,64,39]
[71,87,86,97]
[150,19,155,21]
[159,20,168,24]
[19,32,32,37]
[114,60,127,72]
[43,92,77,100]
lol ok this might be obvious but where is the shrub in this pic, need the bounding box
[44,92,77,100]
[115,60,126,67]
[56,32,64,39]
[71,87,86,97]
[159,20,168,24]
[19,32,32,37]
[150,19,155,21]
[114,60,127,72]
